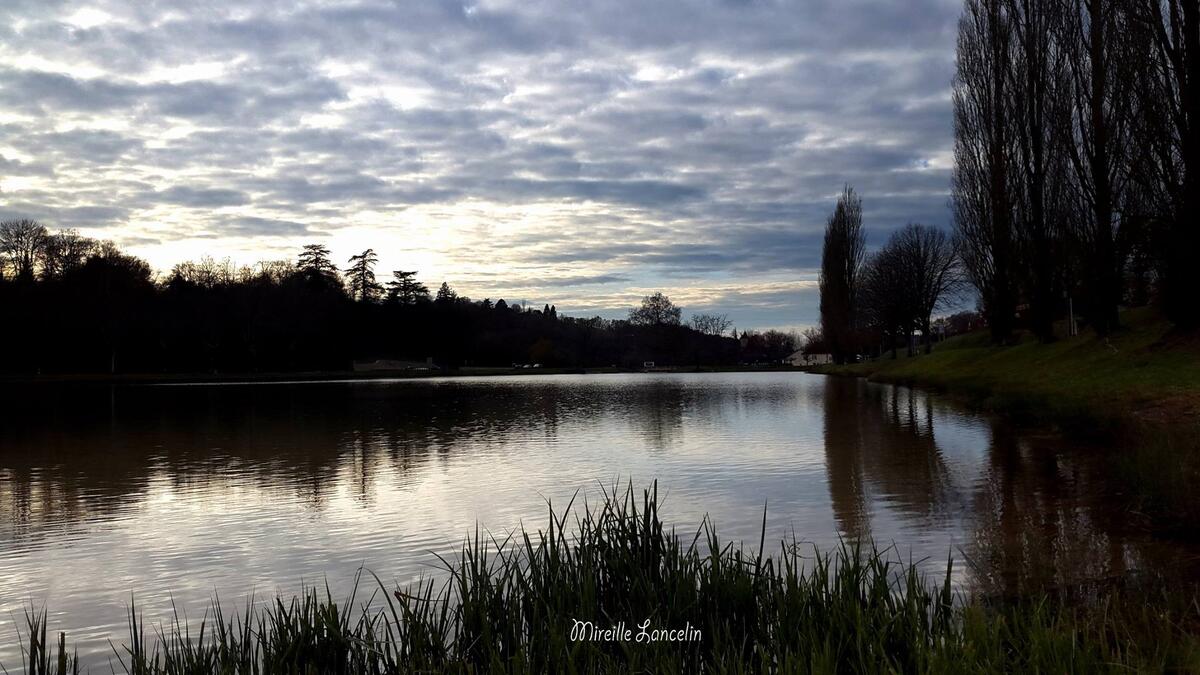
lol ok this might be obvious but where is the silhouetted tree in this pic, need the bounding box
[345,249,383,302]
[819,186,866,363]
[40,229,97,280]
[385,270,430,305]
[1009,0,1072,341]
[800,327,828,356]
[739,329,797,363]
[1060,0,1139,335]
[78,242,155,373]
[762,330,798,362]
[296,244,343,294]
[954,0,1019,344]
[1132,0,1200,327]
[689,312,733,336]
[0,232,746,375]
[895,224,963,353]
[256,259,295,284]
[435,281,458,305]
[861,246,911,358]
[0,219,47,282]
[629,292,682,325]
[169,256,240,289]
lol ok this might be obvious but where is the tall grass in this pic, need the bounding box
[7,482,1200,673]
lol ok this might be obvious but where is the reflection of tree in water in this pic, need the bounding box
[0,378,811,539]
[0,383,586,540]
[627,381,686,451]
[821,378,963,541]
[621,378,805,452]
[965,423,1153,599]
[822,378,871,538]
[818,378,1191,596]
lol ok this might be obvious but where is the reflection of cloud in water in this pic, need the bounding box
[0,373,1196,665]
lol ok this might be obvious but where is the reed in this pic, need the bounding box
[7,481,1199,673]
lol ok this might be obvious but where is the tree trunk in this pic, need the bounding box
[1088,4,1120,335]
[989,0,1015,344]
[1169,0,1200,328]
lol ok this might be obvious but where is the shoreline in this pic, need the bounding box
[810,308,1200,430]
[811,307,1200,534]
[0,364,809,387]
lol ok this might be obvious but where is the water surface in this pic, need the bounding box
[0,373,1191,666]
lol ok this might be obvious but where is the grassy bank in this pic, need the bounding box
[813,307,1199,425]
[10,483,1200,674]
[813,307,1200,531]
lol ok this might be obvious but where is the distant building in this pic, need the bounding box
[353,358,436,372]
[788,350,832,366]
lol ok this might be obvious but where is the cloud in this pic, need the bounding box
[227,216,312,236]
[155,186,251,208]
[0,0,962,328]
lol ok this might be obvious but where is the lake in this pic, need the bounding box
[0,372,1192,667]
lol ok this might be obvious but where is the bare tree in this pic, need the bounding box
[818,186,867,363]
[800,326,827,355]
[1060,0,1140,335]
[860,247,911,358]
[629,292,682,326]
[1132,0,1200,327]
[1008,0,1072,341]
[40,229,97,280]
[739,329,798,363]
[953,0,1019,344]
[689,312,732,336]
[255,259,296,285]
[762,330,798,362]
[894,224,963,353]
[169,256,240,289]
[0,219,48,282]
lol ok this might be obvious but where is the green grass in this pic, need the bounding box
[8,482,1200,674]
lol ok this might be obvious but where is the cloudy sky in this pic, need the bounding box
[0,0,960,331]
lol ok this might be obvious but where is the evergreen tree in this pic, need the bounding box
[386,270,430,305]
[818,186,866,364]
[435,281,458,305]
[345,249,383,302]
[296,244,343,293]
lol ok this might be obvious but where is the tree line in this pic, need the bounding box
[815,187,965,364]
[817,0,1200,363]
[0,220,800,375]
[955,0,1199,341]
